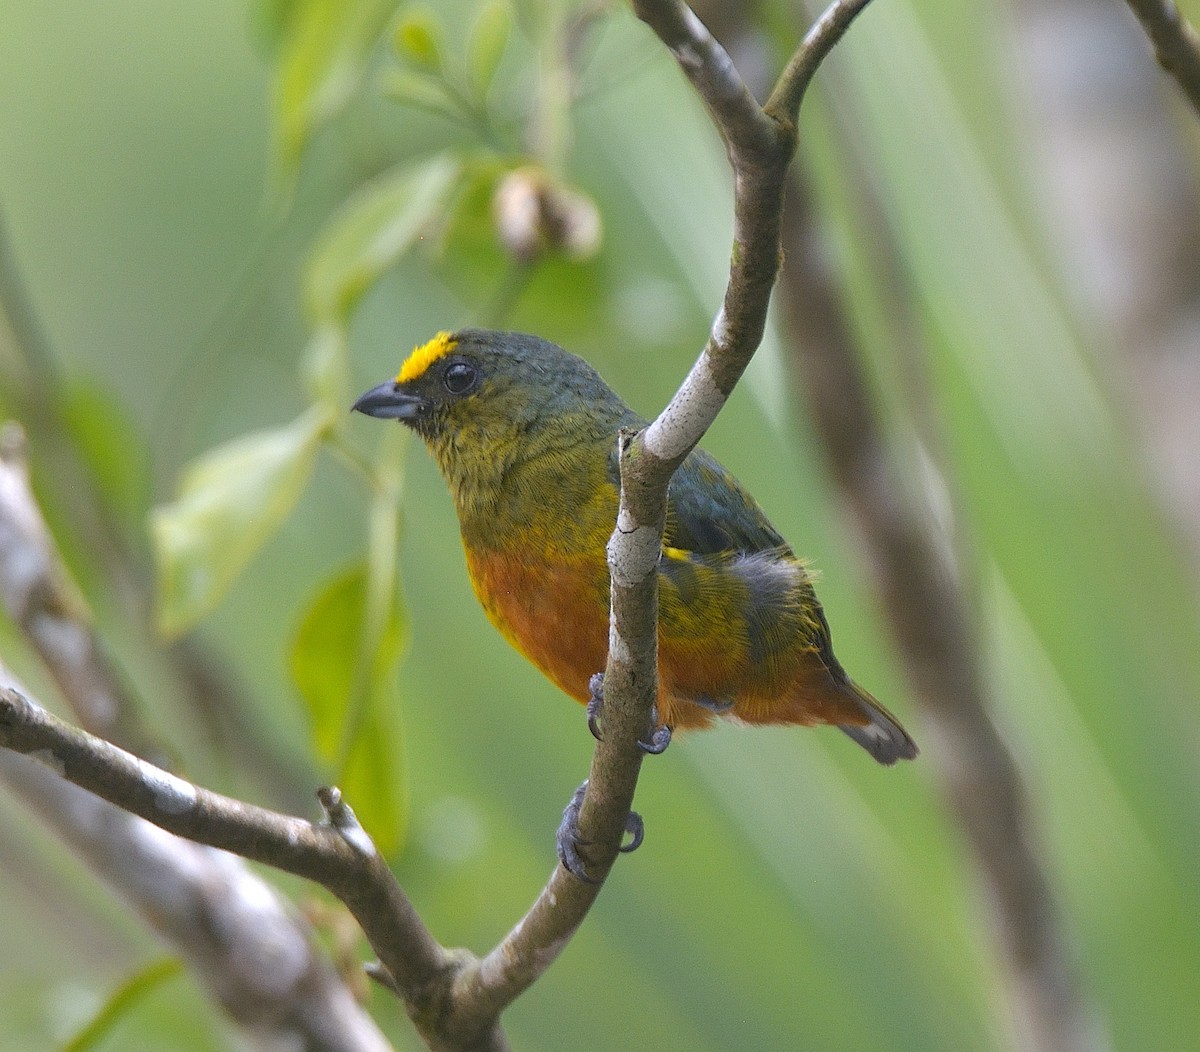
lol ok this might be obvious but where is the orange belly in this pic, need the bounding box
[466,546,609,704]
[464,545,866,732]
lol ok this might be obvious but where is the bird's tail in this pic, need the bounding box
[837,681,918,765]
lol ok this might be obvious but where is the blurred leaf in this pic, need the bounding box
[341,687,406,856]
[379,67,461,117]
[63,957,183,1052]
[300,323,350,419]
[290,562,408,853]
[304,152,462,324]
[151,408,327,637]
[468,0,512,98]
[272,0,395,178]
[58,377,151,527]
[426,158,515,291]
[392,6,444,72]
[254,0,303,46]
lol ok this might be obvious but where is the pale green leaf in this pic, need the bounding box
[58,377,151,526]
[340,691,406,856]
[289,562,408,756]
[151,408,326,637]
[290,562,408,853]
[63,958,183,1052]
[392,7,444,72]
[272,0,395,177]
[379,68,461,117]
[304,152,462,324]
[468,0,511,97]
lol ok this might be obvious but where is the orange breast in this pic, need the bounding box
[465,546,609,703]
[464,543,866,733]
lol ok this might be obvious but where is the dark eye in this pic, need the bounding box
[443,361,477,395]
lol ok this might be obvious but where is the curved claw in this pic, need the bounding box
[619,810,644,854]
[556,780,600,883]
[638,724,672,754]
[584,674,671,753]
[586,673,605,741]
[555,780,648,880]
[586,697,603,742]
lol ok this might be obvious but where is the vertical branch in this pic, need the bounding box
[453,0,880,1025]
[778,160,1100,1051]
[1123,0,1200,114]
[558,0,876,898]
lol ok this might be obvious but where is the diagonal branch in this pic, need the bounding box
[0,685,491,1050]
[1124,0,1200,115]
[508,0,878,1002]
[0,741,391,1052]
[778,167,1099,1052]
[0,423,161,759]
[0,424,392,1051]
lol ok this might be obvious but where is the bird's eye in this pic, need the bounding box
[443,361,477,396]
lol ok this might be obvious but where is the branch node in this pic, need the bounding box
[318,785,377,858]
[365,960,403,996]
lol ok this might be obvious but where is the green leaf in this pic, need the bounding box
[58,377,151,527]
[151,408,326,637]
[272,0,395,178]
[63,957,183,1052]
[290,561,408,755]
[290,562,408,853]
[300,323,350,418]
[468,0,511,97]
[341,686,406,856]
[392,7,444,72]
[304,152,462,324]
[379,68,460,117]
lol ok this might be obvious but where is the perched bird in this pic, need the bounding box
[354,329,917,765]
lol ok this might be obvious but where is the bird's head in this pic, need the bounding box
[353,328,635,504]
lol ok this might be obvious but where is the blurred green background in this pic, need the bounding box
[3,0,1200,1049]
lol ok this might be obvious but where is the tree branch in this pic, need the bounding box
[0,685,507,1050]
[541,0,877,965]
[1124,0,1200,115]
[0,743,391,1052]
[0,423,161,758]
[0,425,394,1050]
[0,2,878,1047]
[777,129,1099,1052]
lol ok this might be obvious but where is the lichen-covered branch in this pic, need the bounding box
[0,426,393,1051]
[0,686,503,1051]
[0,2,878,1048]
[0,741,390,1052]
[1124,0,1200,115]
[542,0,877,958]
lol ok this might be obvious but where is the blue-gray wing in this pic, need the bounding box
[663,446,791,556]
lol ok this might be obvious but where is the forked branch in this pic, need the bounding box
[0,2,876,1048]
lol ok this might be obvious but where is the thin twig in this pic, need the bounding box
[0,686,501,1049]
[0,741,391,1052]
[1124,0,1200,115]
[0,423,394,1049]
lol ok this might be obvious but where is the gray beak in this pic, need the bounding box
[352,381,432,421]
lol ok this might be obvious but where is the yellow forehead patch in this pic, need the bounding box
[397,331,457,384]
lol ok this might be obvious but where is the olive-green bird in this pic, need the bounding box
[354,329,917,765]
